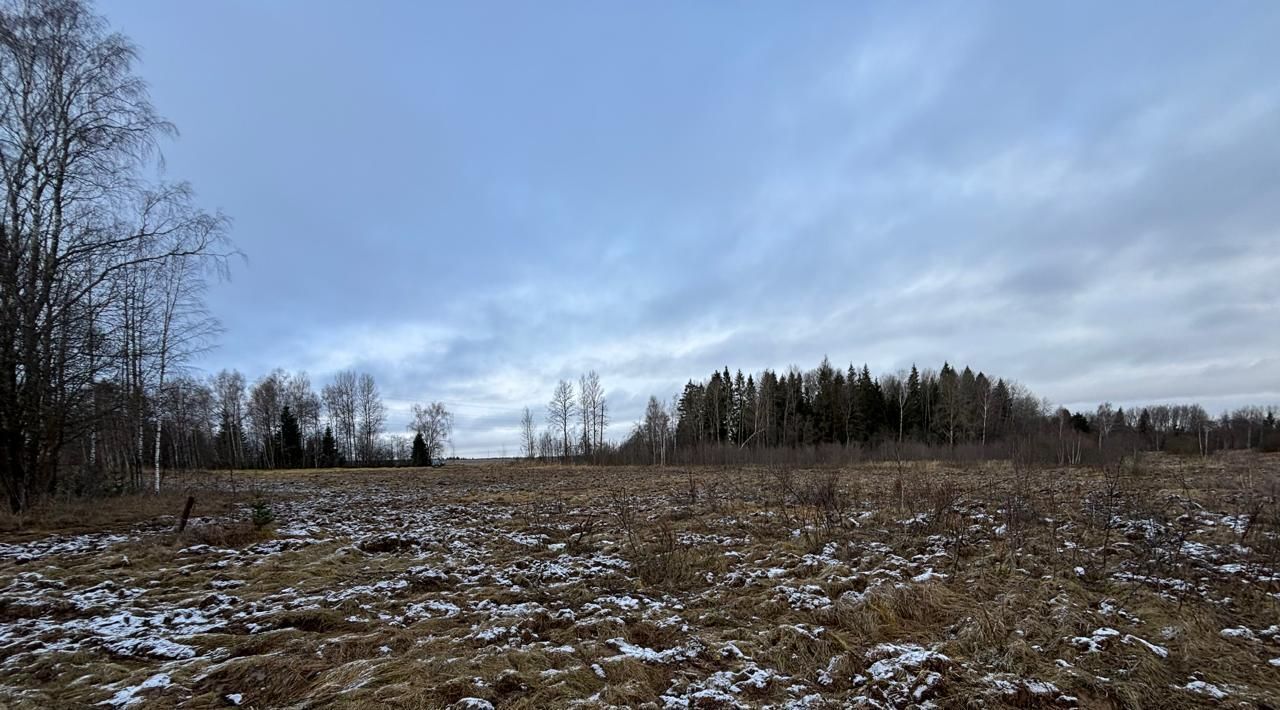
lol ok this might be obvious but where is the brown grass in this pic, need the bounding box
[0,486,243,539]
[1,454,1278,708]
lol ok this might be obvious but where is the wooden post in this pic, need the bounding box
[177,495,196,532]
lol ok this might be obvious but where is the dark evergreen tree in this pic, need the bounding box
[705,371,725,443]
[812,357,838,443]
[1112,407,1128,433]
[905,365,923,439]
[411,432,430,466]
[935,363,960,446]
[675,381,706,446]
[279,405,302,468]
[857,365,885,442]
[320,425,338,467]
[959,366,977,440]
[992,378,1012,438]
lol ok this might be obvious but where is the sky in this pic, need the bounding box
[99,1,1280,456]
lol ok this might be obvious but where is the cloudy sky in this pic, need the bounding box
[100,1,1280,455]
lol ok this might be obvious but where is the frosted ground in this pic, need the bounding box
[1,456,1278,708]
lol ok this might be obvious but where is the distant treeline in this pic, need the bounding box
[602,359,1279,466]
[86,367,454,479]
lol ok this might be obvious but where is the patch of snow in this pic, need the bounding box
[1182,679,1228,699]
[911,568,947,583]
[863,643,950,683]
[1121,634,1169,658]
[1070,627,1120,653]
[103,637,197,660]
[98,673,170,707]
[604,637,702,664]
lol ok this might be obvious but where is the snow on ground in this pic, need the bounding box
[2,458,1279,707]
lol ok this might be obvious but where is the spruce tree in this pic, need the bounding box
[858,365,884,442]
[321,426,338,467]
[905,365,922,439]
[280,405,302,468]
[411,432,430,466]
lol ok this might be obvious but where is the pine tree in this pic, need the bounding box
[676,381,706,445]
[847,364,866,442]
[959,366,977,441]
[320,426,338,467]
[857,365,884,442]
[705,371,724,443]
[935,363,960,447]
[279,405,302,468]
[905,365,922,439]
[992,378,1011,438]
[1112,407,1128,433]
[813,357,837,444]
[411,432,429,466]
[831,367,848,444]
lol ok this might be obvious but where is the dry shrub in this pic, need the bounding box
[179,520,271,548]
[951,605,1010,656]
[629,521,711,590]
[755,624,837,678]
[926,480,963,533]
[794,469,846,525]
[565,512,599,553]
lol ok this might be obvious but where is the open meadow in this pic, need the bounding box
[2,455,1280,709]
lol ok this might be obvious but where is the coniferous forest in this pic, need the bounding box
[610,359,1278,466]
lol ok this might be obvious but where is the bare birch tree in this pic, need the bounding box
[211,369,247,469]
[355,373,385,464]
[520,406,536,459]
[547,379,576,462]
[322,370,359,463]
[150,249,219,491]
[409,402,453,462]
[578,370,604,458]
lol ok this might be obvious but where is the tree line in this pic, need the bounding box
[0,0,457,510]
[127,367,452,474]
[1,0,235,511]
[607,360,1278,466]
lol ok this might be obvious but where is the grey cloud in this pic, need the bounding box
[100,0,1280,454]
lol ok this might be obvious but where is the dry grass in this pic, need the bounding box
[1,454,1278,708]
[0,486,243,540]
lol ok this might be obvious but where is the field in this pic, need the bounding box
[2,455,1279,709]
